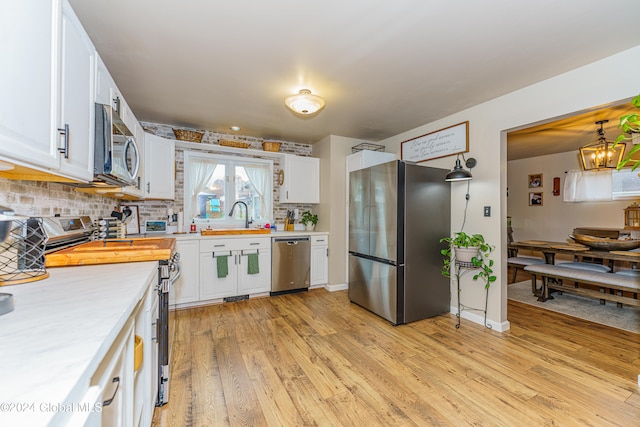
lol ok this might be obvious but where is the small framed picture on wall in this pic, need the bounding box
[529,192,543,206]
[528,174,543,188]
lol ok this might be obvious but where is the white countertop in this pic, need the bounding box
[0,261,158,426]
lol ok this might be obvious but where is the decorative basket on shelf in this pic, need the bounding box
[219,139,251,149]
[173,129,204,143]
[262,141,281,152]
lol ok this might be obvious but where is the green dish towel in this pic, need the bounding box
[216,255,228,278]
[247,253,259,275]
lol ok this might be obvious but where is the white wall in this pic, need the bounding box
[379,44,640,331]
[507,151,631,243]
[314,135,367,288]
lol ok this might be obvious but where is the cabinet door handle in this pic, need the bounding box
[102,376,120,406]
[152,320,158,342]
[57,124,69,159]
[278,170,284,186]
[137,176,141,190]
[147,182,151,193]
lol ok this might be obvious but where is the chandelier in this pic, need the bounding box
[579,120,626,171]
[284,89,325,116]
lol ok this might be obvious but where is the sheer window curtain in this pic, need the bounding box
[189,160,217,219]
[563,170,612,202]
[244,164,269,218]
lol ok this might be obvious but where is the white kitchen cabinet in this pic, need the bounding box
[58,0,95,182]
[171,239,200,306]
[91,318,134,427]
[310,234,329,286]
[95,53,113,106]
[279,154,320,203]
[133,280,159,427]
[0,1,60,171]
[346,150,396,172]
[144,132,175,200]
[199,237,271,301]
[0,0,95,182]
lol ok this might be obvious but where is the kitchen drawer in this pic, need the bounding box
[199,237,271,253]
[311,235,329,246]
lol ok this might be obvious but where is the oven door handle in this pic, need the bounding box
[169,261,181,285]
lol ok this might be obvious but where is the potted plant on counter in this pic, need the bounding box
[301,211,318,231]
[440,232,496,289]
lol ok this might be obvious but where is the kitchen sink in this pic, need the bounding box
[201,228,271,236]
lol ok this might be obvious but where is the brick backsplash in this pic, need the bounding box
[0,179,116,218]
[0,122,316,226]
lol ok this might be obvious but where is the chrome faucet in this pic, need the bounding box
[228,201,250,228]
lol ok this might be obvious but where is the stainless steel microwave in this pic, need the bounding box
[94,103,140,187]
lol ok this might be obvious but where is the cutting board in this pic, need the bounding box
[45,238,176,267]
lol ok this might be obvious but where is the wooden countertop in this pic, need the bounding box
[45,238,176,267]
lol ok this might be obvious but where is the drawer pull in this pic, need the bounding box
[249,242,260,246]
[102,376,120,406]
[214,244,226,247]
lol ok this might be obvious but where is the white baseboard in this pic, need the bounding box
[325,283,348,292]
[449,305,510,332]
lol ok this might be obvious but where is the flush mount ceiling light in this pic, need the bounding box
[229,126,241,131]
[284,89,325,116]
[445,154,477,182]
[579,120,626,171]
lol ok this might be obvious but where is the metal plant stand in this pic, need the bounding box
[454,260,491,329]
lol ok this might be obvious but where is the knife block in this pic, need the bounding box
[284,219,294,231]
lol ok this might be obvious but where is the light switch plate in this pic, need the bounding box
[484,206,491,217]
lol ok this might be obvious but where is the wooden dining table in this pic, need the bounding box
[508,239,640,268]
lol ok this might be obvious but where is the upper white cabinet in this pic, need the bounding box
[346,150,396,173]
[58,0,95,181]
[279,155,320,203]
[0,1,60,170]
[144,132,175,200]
[0,0,95,182]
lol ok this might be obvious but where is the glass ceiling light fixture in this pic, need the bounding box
[284,89,325,116]
[579,120,626,171]
[445,153,477,182]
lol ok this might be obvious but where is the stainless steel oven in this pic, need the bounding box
[156,252,180,406]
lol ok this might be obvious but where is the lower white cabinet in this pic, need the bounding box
[310,234,329,286]
[91,318,135,427]
[199,237,271,300]
[171,239,200,306]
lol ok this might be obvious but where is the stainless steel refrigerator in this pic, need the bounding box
[348,160,450,325]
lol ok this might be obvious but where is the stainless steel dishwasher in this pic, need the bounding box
[271,237,310,295]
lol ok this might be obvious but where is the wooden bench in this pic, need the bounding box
[523,264,640,307]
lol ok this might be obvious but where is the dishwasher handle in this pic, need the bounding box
[273,237,310,244]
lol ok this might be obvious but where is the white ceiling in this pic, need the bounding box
[69,0,640,156]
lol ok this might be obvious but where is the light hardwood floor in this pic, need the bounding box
[152,288,640,426]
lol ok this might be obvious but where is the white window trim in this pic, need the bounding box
[612,167,640,200]
[183,151,274,227]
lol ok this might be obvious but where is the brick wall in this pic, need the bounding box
[0,179,116,218]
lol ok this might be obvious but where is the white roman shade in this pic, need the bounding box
[563,170,613,202]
